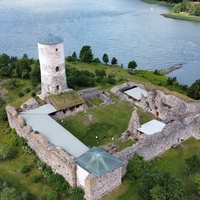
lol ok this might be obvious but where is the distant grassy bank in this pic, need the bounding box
[163,12,200,22]
[141,0,200,23]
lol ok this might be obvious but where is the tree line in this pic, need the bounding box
[0,47,199,100]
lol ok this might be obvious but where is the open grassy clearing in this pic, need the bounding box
[59,99,156,149]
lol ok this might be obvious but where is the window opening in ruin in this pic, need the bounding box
[55,48,58,51]
[56,85,59,90]
[156,111,159,117]
[56,66,59,72]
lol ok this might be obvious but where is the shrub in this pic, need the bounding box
[30,174,40,183]
[31,92,36,97]
[66,56,75,62]
[46,191,59,200]
[18,91,24,97]
[48,173,70,194]
[25,88,31,93]
[19,165,31,173]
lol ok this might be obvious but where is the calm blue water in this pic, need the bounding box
[0,0,200,86]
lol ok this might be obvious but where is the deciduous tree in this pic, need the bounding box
[128,60,137,72]
[187,79,200,100]
[79,46,93,63]
[102,54,109,65]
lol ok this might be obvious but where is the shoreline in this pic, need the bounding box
[159,64,182,75]
[141,0,200,23]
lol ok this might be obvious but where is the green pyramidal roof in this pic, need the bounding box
[38,33,64,45]
[76,147,123,177]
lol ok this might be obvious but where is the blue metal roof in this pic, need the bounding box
[76,147,124,177]
[38,33,64,45]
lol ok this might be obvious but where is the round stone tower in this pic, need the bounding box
[37,33,68,99]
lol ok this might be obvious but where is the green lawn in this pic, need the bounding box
[59,99,156,149]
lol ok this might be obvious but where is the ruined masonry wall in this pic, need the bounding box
[84,166,123,200]
[6,105,76,187]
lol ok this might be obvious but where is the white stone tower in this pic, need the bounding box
[37,33,68,99]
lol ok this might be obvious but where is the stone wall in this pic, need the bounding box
[140,90,200,120]
[112,83,200,175]
[84,166,123,200]
[6,105,76,187]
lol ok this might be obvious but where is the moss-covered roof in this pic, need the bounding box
[48,91,85,111]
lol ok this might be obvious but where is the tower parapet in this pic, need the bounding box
[38,33,68,99]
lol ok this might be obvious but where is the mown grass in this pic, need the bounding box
[59,100,156,148]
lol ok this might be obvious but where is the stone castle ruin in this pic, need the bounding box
[5,33,200,199]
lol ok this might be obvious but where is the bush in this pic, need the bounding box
[31,92,36,97]
[30,174,40,183]
[46,191,59,200]
[66,56,75,62]
[18,91,24,97]
[19,165,31,173]
[71,187,84,200]
[25,88,31,93]
[48,173,70,194]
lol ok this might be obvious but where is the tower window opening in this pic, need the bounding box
[56,66,59,72]
[55,48,58,51]
[56,85,59,90]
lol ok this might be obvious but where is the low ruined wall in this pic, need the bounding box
[84,167,123,200]
[6,105,76,187]
[52,103,87,120]
[78,88,102,101]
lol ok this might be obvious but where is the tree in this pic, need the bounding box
[0,66,13,77]
[0,53,10,68]
[15,58,31,79]
[139,169,186,200]
[0,144,14,160]
[194,174,200,195]
[79,46,93,63]
[72,51,77,60]
[195,4,200,16]
[185,154,200,177]
[102,54,109,65]
[187,79,200,100]
[128,60,137,72]
[126,154,149,180]
[30,64,41,87]
[48,173,70,194]
[167,77,177,85]
[111,57,117,65]
[150,185,167,200]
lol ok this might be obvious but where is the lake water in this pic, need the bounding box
[0,0,200,86]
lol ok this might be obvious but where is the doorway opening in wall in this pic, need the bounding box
[56,85,59,90]
[56,66,59,72]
